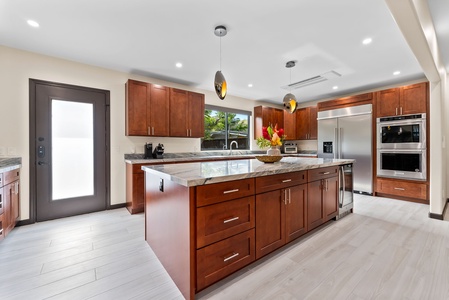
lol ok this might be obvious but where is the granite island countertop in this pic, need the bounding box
[142,157,353,187]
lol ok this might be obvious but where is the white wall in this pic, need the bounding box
[0,45,261,220]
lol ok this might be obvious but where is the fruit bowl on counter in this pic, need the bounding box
[255,155,283,163]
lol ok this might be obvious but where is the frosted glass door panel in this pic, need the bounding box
[52,99,94,200]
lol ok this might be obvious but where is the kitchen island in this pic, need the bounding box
[142,157,353,299]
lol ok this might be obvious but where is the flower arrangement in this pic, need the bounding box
[256,124,286,149]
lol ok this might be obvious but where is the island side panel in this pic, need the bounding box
[144,172,196,300]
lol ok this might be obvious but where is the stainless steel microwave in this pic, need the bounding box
[377,114,426,149]
[377,149,426,180]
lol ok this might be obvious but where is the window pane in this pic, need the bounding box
[202,107,250,150]
[52,99,94,200]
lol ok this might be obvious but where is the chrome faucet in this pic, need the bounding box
[229,141,238,155]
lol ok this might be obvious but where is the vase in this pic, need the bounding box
[266,146,281,156]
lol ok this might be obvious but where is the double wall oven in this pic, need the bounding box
[376,114,426,180]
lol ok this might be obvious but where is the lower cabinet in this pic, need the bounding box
[126,163,145,214]
[307,167,339,231]
[376,177,427,201]
[0,167,20,240]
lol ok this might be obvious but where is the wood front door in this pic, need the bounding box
[30,79,110,222]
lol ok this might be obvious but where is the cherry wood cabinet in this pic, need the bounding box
[307,166,339,231]
[254,106,284,139]
[297,106,317,140]
[126,163,145,214]
[0,167,20,240]
[377,82,427,117]
[169,88,205,137]
[255,171,308,258]
[126,79,169,136]
[125,79,204,137]
[376,177,427,202]
[283,109,296,140]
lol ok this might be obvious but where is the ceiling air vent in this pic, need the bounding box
[281,70,341,90]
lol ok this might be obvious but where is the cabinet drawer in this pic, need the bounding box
[308,166,338,182]
[376,178,427,200]
[196,178,255,207]
[4,168,20,185]
[197,196,255,248]
[197,229,255,291]
[255,171,307,194]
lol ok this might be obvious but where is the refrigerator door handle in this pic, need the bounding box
[339,128,343,159]
[334,128,338,159]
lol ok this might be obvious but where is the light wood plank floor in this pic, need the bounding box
[1,195,448,299]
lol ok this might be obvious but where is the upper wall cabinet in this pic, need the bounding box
[283,110,297,140]
[377,82,428,117]
[125,79,205,138]
[254,106,284,139]
[169,88,205,138]
[296,106,317,140]
[125,79,169,136]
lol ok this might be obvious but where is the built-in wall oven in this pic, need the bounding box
[377,113,426,181]
[377,113,426,149]
[377,149,426,180]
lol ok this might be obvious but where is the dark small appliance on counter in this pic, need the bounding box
[144,143,153,159]
[152,143,164,159]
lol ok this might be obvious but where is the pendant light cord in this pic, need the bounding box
[219,35,222,71]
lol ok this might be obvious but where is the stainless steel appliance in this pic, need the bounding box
[144,143,153,159]
[318,104,372,194]
[377,149,426,180]
[283,142,297,154]
[152,143,164,159]
[337,163,353,220]
[377,114,426,149]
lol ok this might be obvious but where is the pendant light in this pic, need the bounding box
[214,25,227,100]
[283,61,298,113]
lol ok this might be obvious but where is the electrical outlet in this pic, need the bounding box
[0,146,5,156]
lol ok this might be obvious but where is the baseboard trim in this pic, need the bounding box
[428,198,449,220]
[109,203,126,210]
[16,219,34,227]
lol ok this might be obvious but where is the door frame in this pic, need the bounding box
[29,79,111,223]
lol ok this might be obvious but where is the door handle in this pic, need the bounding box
[38,161,47,165]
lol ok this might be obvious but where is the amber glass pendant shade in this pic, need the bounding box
[214,70,227,100]
[283,93,298,113]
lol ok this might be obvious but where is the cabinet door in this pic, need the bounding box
[255,190,285,259]
[169,88,189,137]
[134,173,144,209]
[3,183,11,236]
[285,184,307,243]
[296,108,309,140]
[126,79,149,136]
[283,110,296,140]
[149,84,169,136]
[308,106,318,139]
[401,83,427,115]
[377,88,400,117]
[323,176,338,221]
[12,181,19,222]
[188,92,205,137]
[307,180,324,231]
[273,108,284,128]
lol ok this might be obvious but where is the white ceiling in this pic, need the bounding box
[1,0,445,105]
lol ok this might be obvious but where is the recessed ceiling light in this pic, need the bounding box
[248,84,253,88]
[393,71,401,75]
[175,62,182,68]
[27,20,40,28]
[362,38,372,45]
[332,86,339,90]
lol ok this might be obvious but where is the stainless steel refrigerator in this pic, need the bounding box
[317,104,372,194]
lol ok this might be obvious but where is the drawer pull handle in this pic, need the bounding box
[282,179,292,183]
[223,252,239,262]
[320,172,330,175]
[223,189,239,194]
[223,217,239,224]
[394,187,405,191]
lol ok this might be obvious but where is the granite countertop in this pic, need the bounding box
[125,150,317,164]
[0,157,22,172]
[142,157,353,187]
